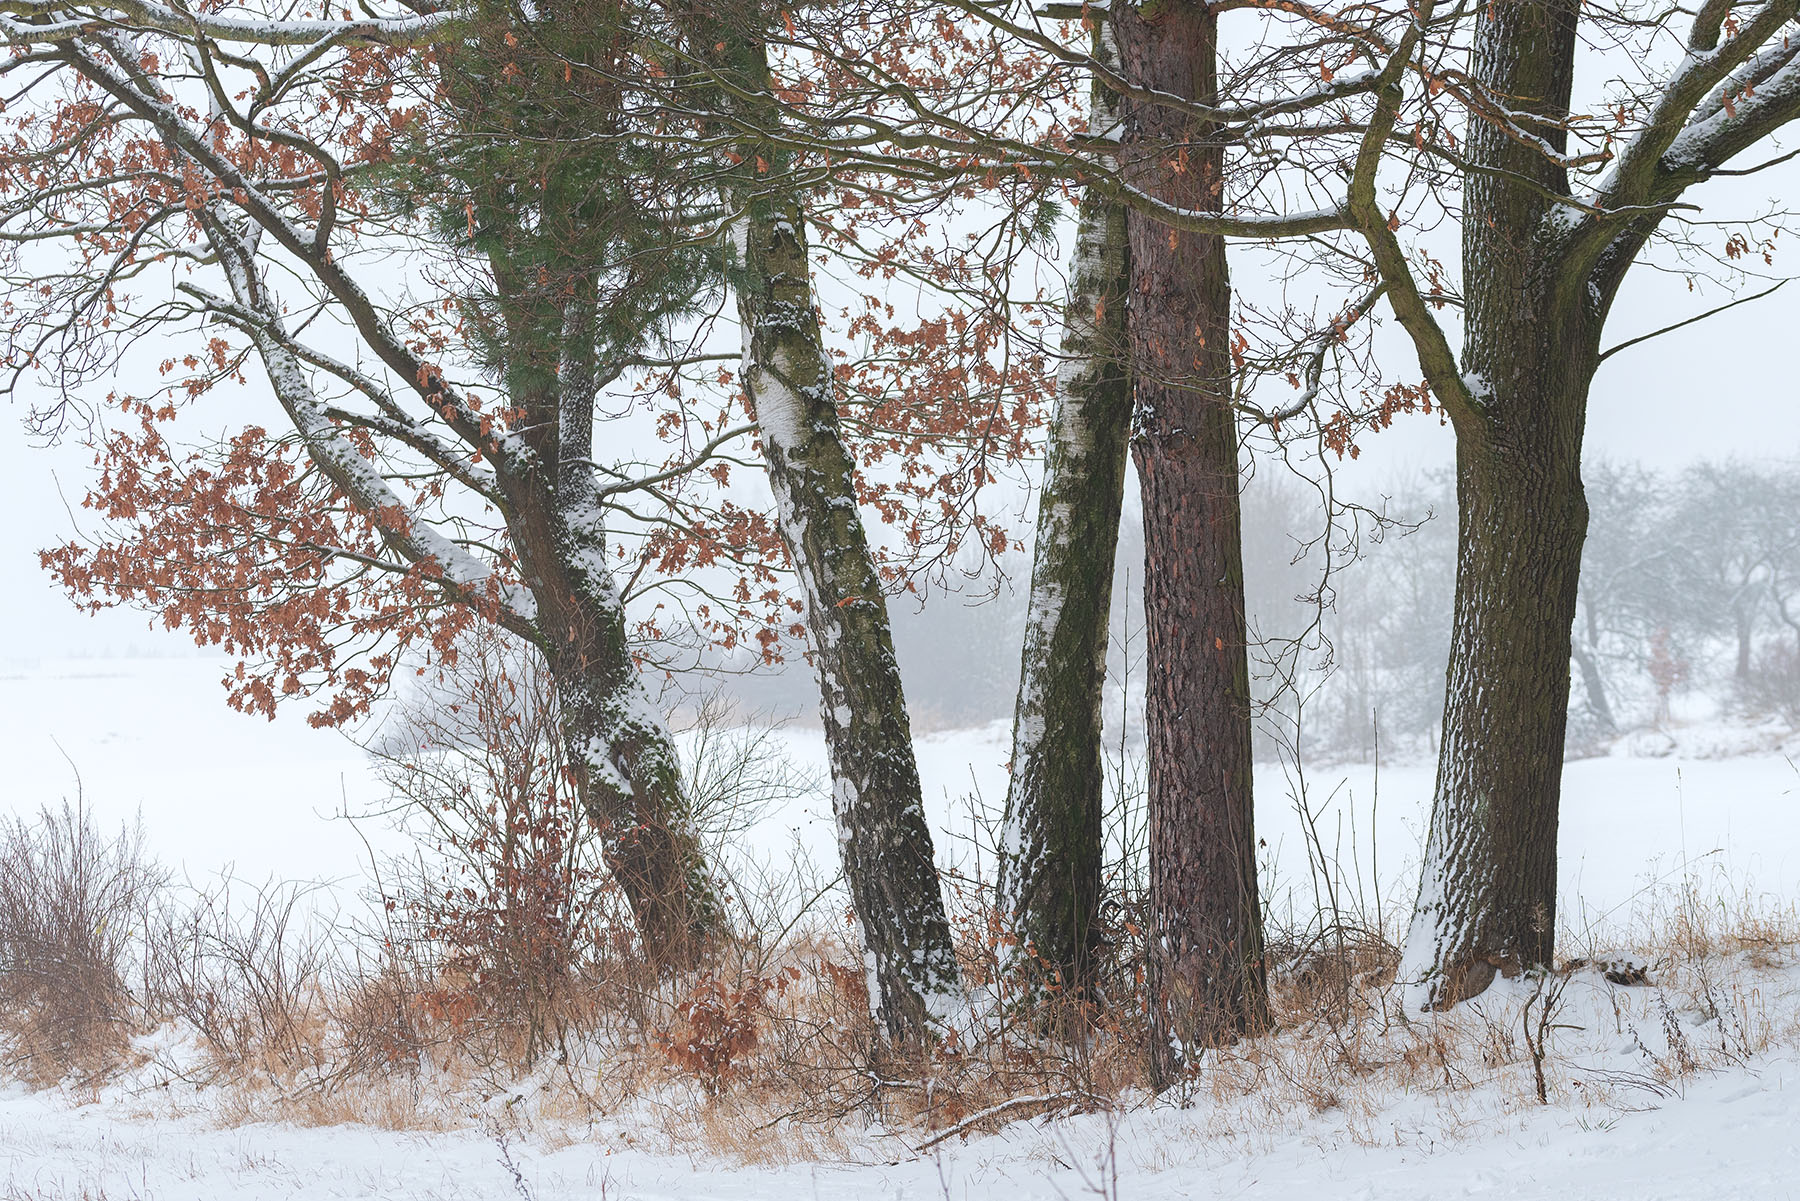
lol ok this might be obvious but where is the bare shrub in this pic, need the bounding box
[1521,970,1575,1103]
[676,691,818,861]
[141,873,334,1078]
[0,800,163,1082]
[329,938,438,1079]
[360,630,641,1067]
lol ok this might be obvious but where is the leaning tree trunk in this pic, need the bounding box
[1114,0,1270,1078]
[733,194,963,1039]
[1399,0,1591,1009]
[502,289,723,970]
[534,553,723,970]
[719,31,960,1039]
[996,25,1133,1001]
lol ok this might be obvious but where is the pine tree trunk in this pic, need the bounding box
[501,293,723,969]
[546,614,721,970]
[997,25,1133,1000]
[1400,0,1590,1008]
[402,10,725,971]
[1114,0,1270,1076]
[213,215,721,970]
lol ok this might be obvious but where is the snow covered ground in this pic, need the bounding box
[5,656,1800,1199]
[2,973,1797,1200]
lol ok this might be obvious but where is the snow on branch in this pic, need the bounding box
[0,0,457,48]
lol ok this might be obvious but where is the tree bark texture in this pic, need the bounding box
[722,34,961,1042]
[997,25,1133,1000]
[1114,0,1270,1075]
[1401,0,1594,1008]
[497,287,724,971]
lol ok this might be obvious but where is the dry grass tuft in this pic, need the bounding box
[3,838,1799,1166]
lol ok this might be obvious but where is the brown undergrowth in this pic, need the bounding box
[4,801,1799,1163]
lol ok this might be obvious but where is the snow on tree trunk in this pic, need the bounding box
[725,128,961,1039]
[996,25,1132,1000]
[522,489,722,969]
[1400,0,1592,1009]
[1114,0,1270,1077]
[500,292,723,971]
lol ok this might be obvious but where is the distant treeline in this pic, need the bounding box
[719,457,1800,759]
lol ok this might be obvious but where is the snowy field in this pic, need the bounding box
[7,656,1799,918]
[4,656,1800,1199]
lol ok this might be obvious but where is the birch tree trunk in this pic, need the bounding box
[996,26,1133,1000]
[1114,0,1270,1075]
[720,32,962,1041]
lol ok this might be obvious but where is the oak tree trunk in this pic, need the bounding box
[1401,0,1592,1008]
[997,25,1133,1001]
[1114,0,1270,1076]
[1400,415,1590,1006]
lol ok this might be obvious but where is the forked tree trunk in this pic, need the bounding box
[997,26,1133,1000]
[720,36,960,1042]
[502,289,723,970]
[1400,0,1592,1008]
[524,510,723,970]
[1736,606,1755,680]
[1114,0,1270,1077]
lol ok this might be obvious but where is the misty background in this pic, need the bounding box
[3,221,1798,888]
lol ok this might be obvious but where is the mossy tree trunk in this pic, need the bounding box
[997,25,1133,1001]
[719,32,962,1042]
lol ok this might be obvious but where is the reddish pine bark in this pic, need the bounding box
[1114,0,1270,1078]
